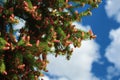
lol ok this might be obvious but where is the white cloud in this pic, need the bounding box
[39,76,50,80]
[106,66,120,80]
[72,22,91,31]
[105,27,120,69]
[46,23,100,80]
[13,17,25,30]
[105,0,120,23]
[39,76,70,80]
[105,1,120,79]
[105,27,120,79]
[13,17,25,40]
[58,77,69,80]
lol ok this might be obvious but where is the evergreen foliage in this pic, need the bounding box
[0,0,101,79]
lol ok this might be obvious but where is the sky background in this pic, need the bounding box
[1,0,120,80]
[40,0,120,80]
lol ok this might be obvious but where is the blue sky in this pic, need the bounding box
[40,0,120,80]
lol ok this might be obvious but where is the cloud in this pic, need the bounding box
[105,1,120,79]
[106,66,120,80]
[46,23,100,80]
[39,76,50,80]
[105,0,120,23]
[12,17,25,40]
[39,76,69,80]
[13,17,25,30]
[57,77,69,80]
[105,27,120,68]
[105,27,120,79]
[72,22,91,31]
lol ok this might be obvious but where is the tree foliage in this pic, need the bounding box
[0,0,101,79]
